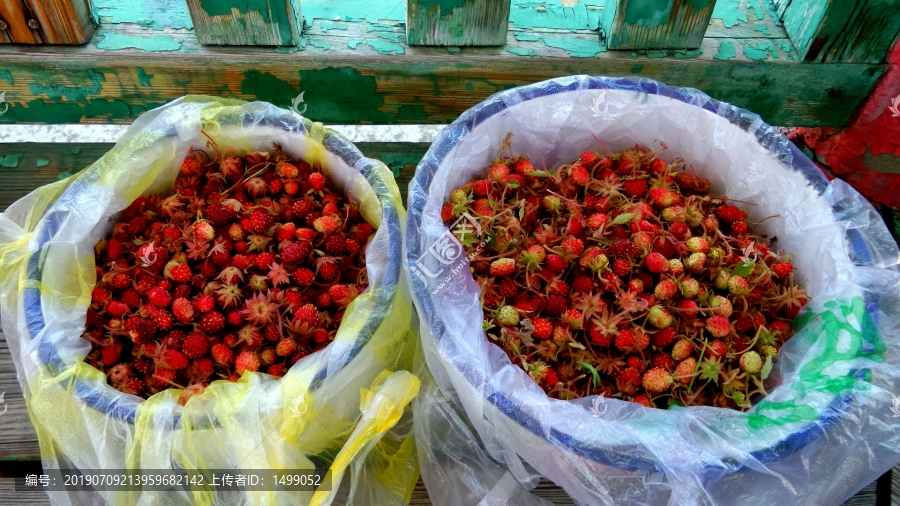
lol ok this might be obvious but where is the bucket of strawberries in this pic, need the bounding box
[405,76,900,505]
[0,97,419,504]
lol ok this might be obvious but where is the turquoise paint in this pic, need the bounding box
[647,50,668,58]
[711,0,747,28]
[199,0,294,44]
[507,46,536,56]
[673,48,702,59]
[465,83,473,90]
[753,25,770,35]
[742,41,778,60]
[301,0,406,23]
[376,32,402,43]
[447,47,461,53]
[36,159,50,167]
[542,37,605,57]
[513,31,540,41]
[622,0,675,28]
[347,38,405,54]
[366,25,395,32]
[764,0,780,26]
[92,0,193,30]
[136,68,153,87]
[0,71,12,85]
[95,33,182,51]
[416,0,466,17]
[320,21,349,31]
[631,64,643,72]
[509,0,605,31]
[72,149,81,154]
[58,171,73,180]
[309,39,331,50]
[747,0,764,20]
[0,154,22,168]
[29,70,104,102]
[714,40,736,60]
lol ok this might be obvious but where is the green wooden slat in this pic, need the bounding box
[602,0,718,50]
[185,0,302,46]
[407,0,511,46]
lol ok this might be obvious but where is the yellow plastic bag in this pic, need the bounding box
[0,97,419,505]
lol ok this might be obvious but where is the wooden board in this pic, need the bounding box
[407,0,511,46]
[602,0,717,50]
[185,0,301,46]
[0,0,887,127]
[0,0,95,45]
[777,0,900,63]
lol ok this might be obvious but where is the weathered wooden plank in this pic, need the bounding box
[185,0,301,46]
[0,142,425,211]
[0,0,95,45]
[602,0,717,50]
[406,0,511,46]
[0,335,41,461]
[777,0,900,63]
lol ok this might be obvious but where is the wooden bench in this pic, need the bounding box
[2,0,900,503]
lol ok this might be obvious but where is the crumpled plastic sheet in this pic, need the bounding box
[0,97,420,506]
[404,76,900,506]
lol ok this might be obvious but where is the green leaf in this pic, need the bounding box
[568,341,586,350]
[667,399,685,408]
[507,179,520,189]
[528,170,550,178]
[579,361,601,388]
[611,213,635,226]
[732,258,755,278]
[760,355,773,380]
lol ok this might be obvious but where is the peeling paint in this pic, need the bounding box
[0,154,22,168]
[348,38,405,55]
[542,37,605,57]
[58,171,73,180]
[365,24,396,32]
[509,0,605,31]
[753,25,770,35]
[507,46,537,56]
[742,41,779,60]
[714,40,736,60]
[711,0,747,28]
[29,70,104,102]
[95,33,182,52]
[309,39,331,50]
[136,68,153,87]
[673,48,702,59]
[0,71,12,85]
[381,152,421,178]
[746,0,765,21]
[631,64,643,72]
[513,31,541,41]
[301,1,406,23]
[376,32,402,43]
[35,159,50,167]
[415,0,466,17]
[92,0,192,30]
[320,21,349,31]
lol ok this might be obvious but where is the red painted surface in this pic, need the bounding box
[788,38,900,208]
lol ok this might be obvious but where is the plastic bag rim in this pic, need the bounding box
[403,75,881,473]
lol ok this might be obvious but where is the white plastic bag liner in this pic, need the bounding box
[404,76,900,505]
[0,97,420,506]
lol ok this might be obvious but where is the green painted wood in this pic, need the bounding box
[778,0,900,63]
[185,0,301,46]
[602,0,717,50]
[406,0,511,46]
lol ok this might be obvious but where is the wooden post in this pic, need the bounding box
[185,0,301,46]
[600,0,717,50]
[0,0,94,45]
[407,0,511,46]
[775,0,900,63]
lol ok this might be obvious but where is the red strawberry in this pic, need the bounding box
[182,333,210,358]
[107,301,129,318]
[309,172,326,191]
[772,262,793,278]
[622,178,648,198]
[211,343,234,366]
[247,208,274,234]
[151,309,173,330]
[651,354,675,371]
[292,268,315,287]
[169,264,192,283]
[125,317,157,345]
[532,318,553,340]
[235,351,261,375]
[147,287,171,308]
[514,159,536,176]
[172,297,195,323]
[199,312,225,333]
[490,258,516,277]
[314,215,342,235]
[705,315,731,338]
[715,205,745,223]
[644,252,668,274]
[615,329,635,351]
[160,349,189,370]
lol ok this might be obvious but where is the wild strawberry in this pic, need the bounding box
[571,276,594,293]
[470,179,489,196]
[545,295,567,317]
[92,287,111,306]
[685,237,709,254]
[706,340,727,358]
[100,341,123,366]
[169,264,192,283]
[561,309,582,329]
[618,367,641,387]
[715,205,745,223]
[151,309,173,330]
[160,349,189,370]
[247,208,274,234]
[622,178,647,197]
[709,295,733,317]
[674,358,697,384]
[615,329,635,351]
[730,221,748,236]
[569,165,589,185]
[199,312,225,333]
[532,318,553,340]
[611,239,638,258]
[125,317,157,345]
[739,351,763,373]
[314,215,342,235]
[193,220,215,243]
[760,345,777,358]
[772,262,793,278]
[291,268,315,287]
[647,306,673,329]
[661,206,686,222]
[670,340,692,362]
[727,275,751,296]
[315,257,339,281]
[497,278,519,299]
[544,254,566,273]
[561,237,584,256]
[145,287,170,308]
[182,333,210,358]
[293,304,319,328]
[669,221,690,240]
[496,305,520,326]
[489,163,509,182]
[111,273,132,290]
[309,172,326,191]
[705,315,731,338]
[490,258,516,277]
[652,327,675,348]
[684,252,707,274]
[211,343,234,366]
[235,351,261,375]
[107,301,129,317]
[649,158,667,174]
[642,368,673,393]
[329,284,358,307]
[653,280,677,300]
[644,252,668,274]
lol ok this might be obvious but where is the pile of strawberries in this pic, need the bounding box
[441,141,808,410]
[83,142,372,404]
